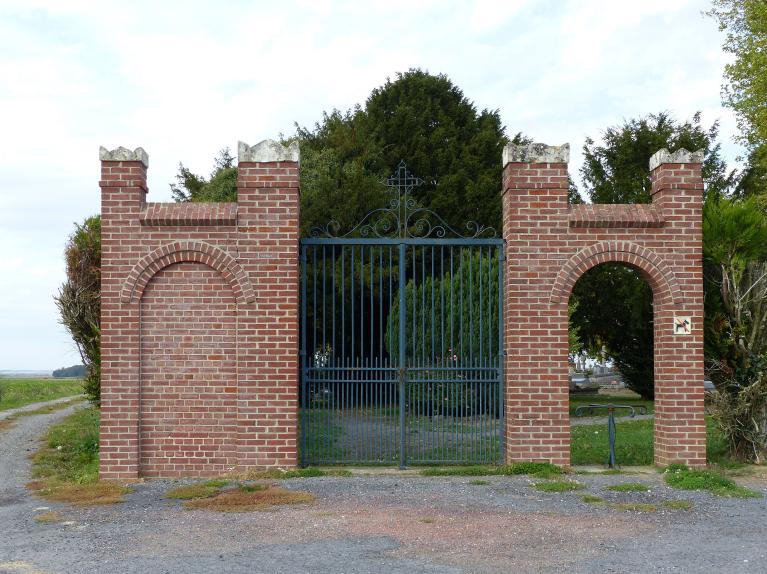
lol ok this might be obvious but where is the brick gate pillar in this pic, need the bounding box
[99,147,148,480]
[235,140,301,469]
[649,150,706,467]
[501,143,707,468]
[502,144,571,466]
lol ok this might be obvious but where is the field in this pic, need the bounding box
[0,378,83,411]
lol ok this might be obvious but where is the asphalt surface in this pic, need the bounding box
[1,403,767,573]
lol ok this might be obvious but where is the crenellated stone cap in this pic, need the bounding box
[99,146,149,167]
[503,142,569,165]
[238,140,300,164]
[649,148,704,171]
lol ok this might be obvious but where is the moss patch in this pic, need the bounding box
[580,494,604,503]
[662,500,694,510]
[235,468,352,480]
[612,503,657,512]
[165,484,222,500]
[28,481,127,505]
[421,462,563,479]
[184,486,314,512]
[34,510,62,523]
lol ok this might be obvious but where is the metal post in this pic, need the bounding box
[574,403,636,469]
[399,241,407,469]
[498,245,505,463]
[607,406,617,469]
[299,245,308,467]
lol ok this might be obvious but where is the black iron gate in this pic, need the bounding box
[300,163,504,466]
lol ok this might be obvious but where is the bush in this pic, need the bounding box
[55,216,101,404]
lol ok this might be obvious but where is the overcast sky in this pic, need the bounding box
[0,0,741,370]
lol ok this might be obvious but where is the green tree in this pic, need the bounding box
[582,112,731,204]
[574,112,731,399]
[384,250,501,417]
[384,250,500,363]
[703,195,767,461]
[571,264,654,398]
[170,148,237,202]
[359,70,508,232]
[708,1,767,153]
[173,71,515,237]
[55,216,101,404]
[296,70,515,236]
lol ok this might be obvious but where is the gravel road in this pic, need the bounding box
[1,404,767,574]
[0,396,84,421]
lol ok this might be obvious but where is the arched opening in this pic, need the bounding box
[568,262,655,466]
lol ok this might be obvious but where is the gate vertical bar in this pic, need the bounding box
[398,241,407,469]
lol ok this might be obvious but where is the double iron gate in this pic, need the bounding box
[300,163,504,467]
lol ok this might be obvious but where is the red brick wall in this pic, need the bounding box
[100,141,705,478]
[99,143,299,480]
[502,145,706,468]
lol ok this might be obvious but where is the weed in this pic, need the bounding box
[662,500,694,510]
[605,482,650,492]
[469,479,489,485]
[420,517,436,524]
[580,494,604,503]
[533,480,584,492]
[663,465,762,498]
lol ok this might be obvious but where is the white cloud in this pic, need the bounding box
[0,0,745,369]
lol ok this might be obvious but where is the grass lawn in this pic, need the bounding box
[0,378,83,411]
[571,416,731,466]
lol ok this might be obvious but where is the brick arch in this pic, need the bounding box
[120,241,255,304]
[549,240,683,306]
